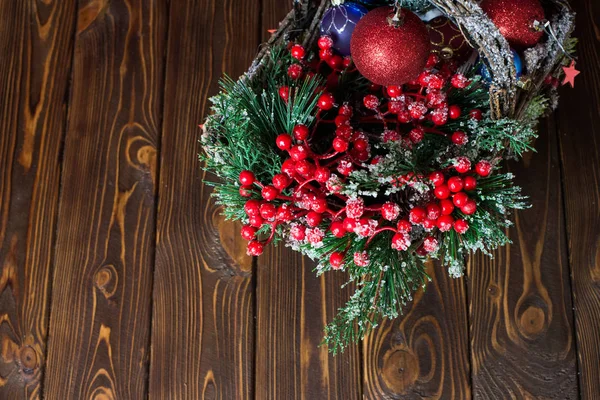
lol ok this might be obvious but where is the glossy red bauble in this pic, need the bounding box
[351,7,431,86]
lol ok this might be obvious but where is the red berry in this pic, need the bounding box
[451,74,470,89]
[363,94,380,110]
[343,56,352,68]
[453,192,469,208]
[387,85,402,98]
[290,224,306,241]
[397,110,411,123]
[244,199,261,216]
[437,215,455,232]
[451,131,467,146]
[290,44,305,60]
[391,232,411,251]
[409,102,427,120]
[279,86,290,102]
[295,159,315,178]
[239,186,253,197]
[454,157,472,174]
[429,171,445,187]
[431,109,448,126]
[336,125,353,140]
[434,184,451,200]
[330,252,345,270]
[409,127,425,143]
[427,203,441,220]
[276,205,293,222]
[427,73,445,90]
[333,137,349,152]
[314,167,331,183]
[276,133,293,150]
[381,202,401,221]
[272,174,290,190]
[449,105,462,120]
[318,35,333,50]
[317,93,335,110]
[260,203,277,221]
[339,104,353,117]
[262,185,279,201]
[353,138,369,152]
[463,176,477,191]
[388,100,404,114]
[281,159,296,176]
[249,214,264,228]
[327,55,344,70]
[292,124,310,141]
[334,115,349,127]
[290,145,309,161]
[426,53,440,69]
[475,160,492,177]
[454,219,469,234]
[369,83,381,92]
[418,71,431,87]
[422,236,439,253]
[239,170,256,186]
[306,211,323,227]
[469,109,483,121]
[447,176,464,193]
[397,219,412,233]
[247,241,264,256]
[287,64,303,80]
[330,221,346,238]
[440,199,455,215]
[241,225,257,241]
[343,217,358,232]
[422,218,437,230]
[311,197,328,213]
[461,200,477,215]
[319,48,333,61]
[409,207,427,224]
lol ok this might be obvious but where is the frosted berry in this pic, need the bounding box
[333,137,349,153]
[434,184,451,200]
[295,160,315,178]
[290,145,309,161]
[363,94,380,110]
[397,110,411,123]
[241,225,257,241]
[426,53,440,69]
[387,85,402,98]
[247,241,264,256]
[319,48,333,61]
[260,203,277,221]
[353,138,369,152]
[343,217,358,233]
[475,160,492,177]
[346,197,365,219]
[452,192,469,208]
[422,236,439,253]
[276,133,293,150]
[440,199,455,216]
[281,159,296,176]
[427,203,442,220]
[409,127,425,143]
[427,73,445,90]
[397,219,412,233]
[451,74,470,89]
[451,131,467,146]
[335,115,349,127]
[388,100,404,114]
[463,176,477,191]
[311,197,328,213]
[287,64,303,80]
[354,251,370,267]
[409,207,427,224]
[454,219,469,234]
[382,202,401,221]
[392,232,412,251]
[272,173,290,190]
[239,186,253,198]
[290,44,305,60]
[447,176,464,193]
[449,105,462,120]
[279,86,290,102]
[293,124,310,141]
[290,224,306,241]
[454,157,471,174]
[261,185,279,201]
[429,171,445,187]
[276,205,293,222]
[437,215,454,232]
[249,214,264,228]
[330,221,346,238]
[330,252,345,270]
[338,103,353,117]
[336,125,353,140]
[317,93,335,110]
[306,227,325,244]
[306,211,323,227]
[422,218,437,230]
[239,170,256,186]
[469,109,483,121]
[318,35,334,50]
[244,199,261,216]
[314,167,331,183]
[431,108,448,126]
[409,102,427,120]
[337,158,353,176]
[461,200,477,215]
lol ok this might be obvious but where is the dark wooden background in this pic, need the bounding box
[0,0,598,398]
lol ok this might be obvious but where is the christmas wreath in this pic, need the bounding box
[201,0,577,353]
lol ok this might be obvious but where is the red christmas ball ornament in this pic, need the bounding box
[480,0,545,49]
[428,16,473,63]
[350,7,431,86]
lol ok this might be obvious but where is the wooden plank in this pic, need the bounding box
[362,261,471,399]
[0,1,77,398]
[254,1,362,399]
[557,0,600,397]
[148,0,260,398]
[468,119,578,398]
[43,0,167,397]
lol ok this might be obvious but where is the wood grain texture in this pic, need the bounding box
[363,261,471,399]
[255,2,362,399]
[469,119,578,399]
[0,1,76,398]
[148,0,260,398]
[44,0,166,397]
[557,0,600,397]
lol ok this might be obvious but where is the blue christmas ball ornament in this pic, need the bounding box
[479,49,523,82]
[320,2,368,56]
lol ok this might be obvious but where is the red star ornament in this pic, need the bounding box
[562,61,580,88]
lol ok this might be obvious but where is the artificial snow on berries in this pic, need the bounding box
[392,232,411,251]
[381,202,401,221]
[247,241,264,256]
[355,218,378,238]
[329,251,345,270]
[346,197,365,219]
[422,236,439,253]
[454,157,472,174]
[353,251,370,267]
[306,227,325,246]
